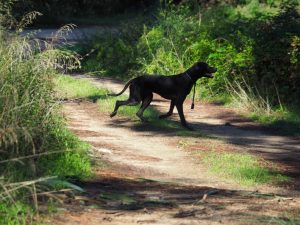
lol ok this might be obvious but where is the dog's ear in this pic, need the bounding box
[196,62,207,71]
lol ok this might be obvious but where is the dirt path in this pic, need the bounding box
[71,75,300,180]
[51,75,300,225]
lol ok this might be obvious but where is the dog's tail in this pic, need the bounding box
[108,78,135,96]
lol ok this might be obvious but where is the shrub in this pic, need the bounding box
[136,1,300,105]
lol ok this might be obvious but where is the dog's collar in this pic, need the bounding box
[185,72,193,82]
[185,71,197,110]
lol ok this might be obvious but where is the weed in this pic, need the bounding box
[0,202,34,225]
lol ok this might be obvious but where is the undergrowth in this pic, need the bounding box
[0,9,91,224]
[0,202,34,225]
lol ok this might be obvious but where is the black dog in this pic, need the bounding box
[109,62,217,129]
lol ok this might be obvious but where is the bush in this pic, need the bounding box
[135,1,299,105]
[0,30,90,180]
[84,35,138,77]
[82,18,147,78]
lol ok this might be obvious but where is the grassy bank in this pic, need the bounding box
[55,75,108,100]
[0,28,91,223]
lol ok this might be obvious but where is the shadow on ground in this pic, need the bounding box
[61,176,299,224]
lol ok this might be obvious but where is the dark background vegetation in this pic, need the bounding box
[11,0,155,26]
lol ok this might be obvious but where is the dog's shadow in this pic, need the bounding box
[107,112,213,139]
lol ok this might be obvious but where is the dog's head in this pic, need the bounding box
[188,61,217,79]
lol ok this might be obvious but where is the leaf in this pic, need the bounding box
[43,178,85,192]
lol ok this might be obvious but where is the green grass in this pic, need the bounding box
[248,107,300,136]
[55,75,108,100]
[198,151,290,186]
[38,123,92,180]
[0,202,35,225]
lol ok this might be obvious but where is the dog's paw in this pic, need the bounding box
[183,124,194,131]
[110,111,117,118]
[140,117,149,123]
[159,114,171,119]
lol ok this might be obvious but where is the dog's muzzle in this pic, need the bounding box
[205,67,217,78]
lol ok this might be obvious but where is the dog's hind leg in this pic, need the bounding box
[136,93,153,122]
[159,101,175,119]
[110,98,139,118]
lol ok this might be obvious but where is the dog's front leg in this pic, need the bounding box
[159,101,175,119]
[176,102,193,130]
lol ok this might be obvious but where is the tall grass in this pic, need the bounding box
[0,22,91,223]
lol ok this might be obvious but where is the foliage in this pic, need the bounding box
[0,30,90,179]
[0,202,34,225]
[81,17,147,78]
[85,0,300,104]
[83,34,138,78]
[137,1,300,105]
[199,150,289,186]
[10,0,155,26]
[38,125,91,180]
